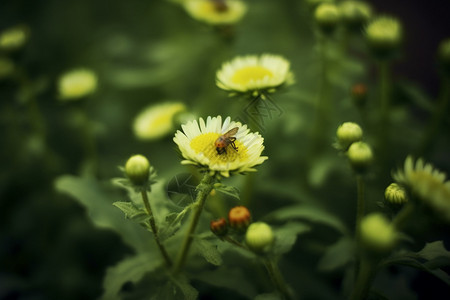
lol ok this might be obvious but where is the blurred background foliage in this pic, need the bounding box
[1,0,449,299]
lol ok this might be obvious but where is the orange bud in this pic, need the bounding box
[210,218,228,236]
[228,206,251,231]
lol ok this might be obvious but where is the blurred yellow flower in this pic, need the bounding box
[173,116,267,177]
[393,156,450,223]
[183,0,247,25]
[58,69,98,100]
[216,54,294,96]
[133,102,186,140]
[0,25,29,51]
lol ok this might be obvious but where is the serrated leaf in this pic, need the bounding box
[193,238,223,266]
[272,222,311,255]
[159,204,193,241]
[318,237,354,272]
[264,204,348,235]
[112,201,148,223]
[214,184,240,200]
[101,253,161,300]
[417,241,450,262]
[170,276,199,300]
[54,175,151,253]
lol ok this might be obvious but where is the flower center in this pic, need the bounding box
[190,132,248,164]
[231,66,273,85]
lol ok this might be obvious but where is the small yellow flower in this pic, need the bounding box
[173,116,267,177]
[133,102,186,140]
[58,69,98,100]
[183,0,247,25]
[393,156,450,223]
[216,54,294,97]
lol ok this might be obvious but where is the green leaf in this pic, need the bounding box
[254,292,283,300]
[214,183,240,200]
[159,204,194,241]
[54,175,151,253]
[272,222,311,255]
[192,266,257,299]
[193,237,223,266]
[318,237,354,272]
[101,253,161,300]
[384,241,450,285]
[417,241,450,262]
[170,275,199,300]
[112,201,149,223]
[264,204,348,235]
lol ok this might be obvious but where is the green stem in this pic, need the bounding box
[419,76,450,156]
[349,256,378,300]
[378,61,391,162]
[263,258,294,300]
[311,35,332,156]
[172,173,215,274]
[141,190,172,267]
[392,202,415,231]
[223,236,247,250]
[355,175,365,243]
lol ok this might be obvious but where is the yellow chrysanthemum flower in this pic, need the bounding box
[173,116,267,177]
[183,0,247,25]
[133,102,186,140]
[58,69,98,100]
[393,156,450,223]
[216,54,294,96]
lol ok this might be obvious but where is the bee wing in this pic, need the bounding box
[223,127,239,138]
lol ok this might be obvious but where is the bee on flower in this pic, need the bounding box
[173,116,267,177]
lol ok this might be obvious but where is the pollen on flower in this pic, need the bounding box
[189,132,248,164]
[231,66,273,86]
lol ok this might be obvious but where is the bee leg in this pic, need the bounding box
[216,147,226,155]
[230,141,238,151]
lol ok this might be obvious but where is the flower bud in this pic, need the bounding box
[125,155,150,186]
[351,83,368,108]
[210,217,228,237]
[365,16,402,59]
[0,25,29,52]
[228,206,251,231]
[245,222,274,254]
[384,183,408,206]
[438,38,450,75]
[347,141,373,173]
[339,1,372,32]
[336,122,363,150]
[58,69,98,100]
[360,213,397,254]
[314,3,340,35]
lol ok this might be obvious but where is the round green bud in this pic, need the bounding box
[365,16,402,59]
[385,183,408,205]
[336,122,363,150]
[0,25,29,52]
[347,141,373,173]
[360,213,397,254]
[438,38,450,75]
[125,155,150,186]
[245,222,275,254]
[314,3,340,35]
[339,1,372,31]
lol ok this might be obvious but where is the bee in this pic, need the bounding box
[215,127,239,155]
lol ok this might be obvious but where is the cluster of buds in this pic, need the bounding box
[210,206,275,254]
[336,122,373,174]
